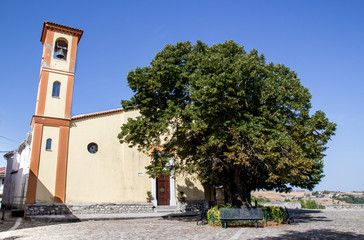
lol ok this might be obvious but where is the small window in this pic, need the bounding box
[52,81,61,97]
[87,143,98,154]
[54,39,68,60]
[46,138,52,150]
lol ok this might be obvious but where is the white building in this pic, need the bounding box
[2,133,31,209]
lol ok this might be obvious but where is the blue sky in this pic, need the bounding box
[1,1,363,192]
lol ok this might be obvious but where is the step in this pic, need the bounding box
[154,206,180,213]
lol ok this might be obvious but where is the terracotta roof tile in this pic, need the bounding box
[41,21,84,44]
[71,108,123,120]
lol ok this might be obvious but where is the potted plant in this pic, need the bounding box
[146,191,152,203]
[179,191,186,202]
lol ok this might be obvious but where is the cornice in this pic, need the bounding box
[41,21,83,44]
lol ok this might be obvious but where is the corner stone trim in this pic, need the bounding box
[26,203,154,216]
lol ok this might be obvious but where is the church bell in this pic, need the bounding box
[56,48,65,59]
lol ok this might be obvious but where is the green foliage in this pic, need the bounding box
[261,206,285,223]
[251,197,270,203]
[299,199,305,207]
[119,40,336,206]
[322,190,330,194]
[144,149,174,178]
[220,203,234,209]
[146,191,152,200]
[312,191,319,197]
[207,206,222,226]
[305,200,318,209]
[300,199,324,209]
[333,195,364,204]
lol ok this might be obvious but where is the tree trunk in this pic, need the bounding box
[226,167,252,208]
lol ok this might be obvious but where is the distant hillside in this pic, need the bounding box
[252,190,364,206]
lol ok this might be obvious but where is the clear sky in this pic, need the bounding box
[1,1,363,192]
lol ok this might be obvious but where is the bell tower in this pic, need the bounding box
[26,22,83,204]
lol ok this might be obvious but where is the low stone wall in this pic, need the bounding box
[262,202,302,209]
[177,201,209,212]
[325,204,364,210]
[26,203,154,216]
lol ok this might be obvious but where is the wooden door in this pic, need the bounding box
[157,174,170,205]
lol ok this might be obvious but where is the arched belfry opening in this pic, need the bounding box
[54,38,68,60]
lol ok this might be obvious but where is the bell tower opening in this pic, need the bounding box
[54,38,68,60]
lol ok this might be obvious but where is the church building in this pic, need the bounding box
[3,22,210,214]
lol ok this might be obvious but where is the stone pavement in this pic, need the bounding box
[0,209,363,239]
[26,212,188,222]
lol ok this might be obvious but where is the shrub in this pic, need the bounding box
[261,206,285,223]
[251,197,270,203]
[207,205,222,226]
[300,199,325,209]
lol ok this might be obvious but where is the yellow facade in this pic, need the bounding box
[43,73,69,118]
[36,126,59,203]
[175,174,205,201]
[66,109,206,204]
[27,21,207,206]
[66,110,152,203]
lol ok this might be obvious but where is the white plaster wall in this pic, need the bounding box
[0,180,3,195]
[2,153,15,206]
[3,133,32,209]
[34,79,42,116]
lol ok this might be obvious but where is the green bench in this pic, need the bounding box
[220,208,263,228]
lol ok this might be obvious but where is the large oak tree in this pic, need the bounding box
[118,41,336,207]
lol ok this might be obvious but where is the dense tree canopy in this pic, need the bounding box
[118,40,336,207]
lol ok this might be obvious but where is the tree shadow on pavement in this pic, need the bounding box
[0,209,77,233]
[160,212,200,222]
[254,229,364,240]
[287,209,332,224]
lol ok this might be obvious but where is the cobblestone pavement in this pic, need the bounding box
[0,210,363,239]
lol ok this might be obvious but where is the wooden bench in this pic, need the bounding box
[220,208,263,228]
